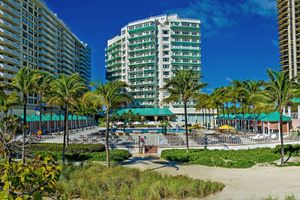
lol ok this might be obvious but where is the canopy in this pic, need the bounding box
[291,97,300,104]
[218,125,235,130]
[17,114,88,122]
[261,112,291,122]
[117,108,173,116]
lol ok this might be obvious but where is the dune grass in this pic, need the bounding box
[57,163,225,200]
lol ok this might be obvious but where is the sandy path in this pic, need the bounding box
[123,158,300,200]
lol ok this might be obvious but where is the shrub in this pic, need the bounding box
[57,163,225,200]
[161,148,280,168]
[0,157,61,199]
[29,143,105,154]
[30,144,131,162]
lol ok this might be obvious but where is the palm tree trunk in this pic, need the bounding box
[50,106,53,134]
[22,95,27,164]
[208,108,211,130]
[105,110,111,167]
[184,101,189,152]
[280,110,284,166]
[213,108,216,129]
[62,105,68,165]
[39,99,42,133]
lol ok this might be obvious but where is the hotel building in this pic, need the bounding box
[106,14,201,107]
[277,0,300,78]
[0,0,91,105]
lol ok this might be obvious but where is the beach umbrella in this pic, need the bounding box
[218,125,235,130]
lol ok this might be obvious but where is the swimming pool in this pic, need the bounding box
[113,128,186,134]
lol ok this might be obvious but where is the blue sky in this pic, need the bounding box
[45,0,279,92]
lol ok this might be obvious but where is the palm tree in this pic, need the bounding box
[241,80,263,132]
[0,92,21,118]
[94,81,131,167]
[261,69,298,165]
[49,74,86,164]
[163,70,207,152]
[35,72,53,133]
[82,91,103,126]
[195,93,210,127]
[11,67,40,163]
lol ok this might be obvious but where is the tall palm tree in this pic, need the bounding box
[163,70,207,152]
[94,81,131,167]
[49,74,86,164]
[261,69,298,165]
[35,72,53,133]
[195,93,210,127]
[241,80,263,132]
[11,67,40,163]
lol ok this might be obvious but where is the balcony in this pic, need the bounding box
[0,10,19,25]
[0,54,19,65]
[128,41,155,48]
[0,19,19,34]
[0,36,18,49]
[39,63,57,73]
[0,45,19,57]
[129,61,155,67]
[0,63,18,73]
[39,29,58,44]
[40,56,56,66]
[0,71,14,79]
[171,25,199,31]
[128,25,156,34]
[0,28,19,41]
[171,46,200,51]
[40,23,57,38]
[39,50,57,61]
[0,1,19,16]
[128,55,155,61]
[128,34,155,41]
[39,16,57,34]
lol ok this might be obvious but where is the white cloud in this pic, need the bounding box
[226,77,233,83]
[240,0,277,18]
[165,0,277,37]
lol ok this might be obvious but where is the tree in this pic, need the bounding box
[11,67,40,164]
[163,70,207,152]
[35,71,53,132]
[49,74,86,165]
[241,80,263,132]
[94,81,131,167]
[0,92,21,118]
[261,69,298,165]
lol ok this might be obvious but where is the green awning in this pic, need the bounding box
[116,108,173,116]
[291,97,300,104]
[261,112,291,122]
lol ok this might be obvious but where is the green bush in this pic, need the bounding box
[0,157,61,199]
[161,148,280,168]
[31,144,131,162]
[274,144,300,156]
[57,163,225,200]
[29,143,105,154]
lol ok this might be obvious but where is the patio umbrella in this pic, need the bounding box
[218,125,235,130]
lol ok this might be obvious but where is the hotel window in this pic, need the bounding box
[163,65,169,69]
[163,37,169,41]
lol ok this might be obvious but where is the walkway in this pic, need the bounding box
[123,157,300,200]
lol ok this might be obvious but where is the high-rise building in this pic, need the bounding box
[105,14,201,109]
[0,0,91,105]
[277,0,300,78]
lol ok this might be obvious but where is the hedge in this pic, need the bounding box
[29,143,131,162]
[161,148,280,168]
[29,143,105,153]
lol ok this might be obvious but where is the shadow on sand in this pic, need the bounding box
[121,156,179,171]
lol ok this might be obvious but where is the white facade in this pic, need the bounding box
[106,14,201,109]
